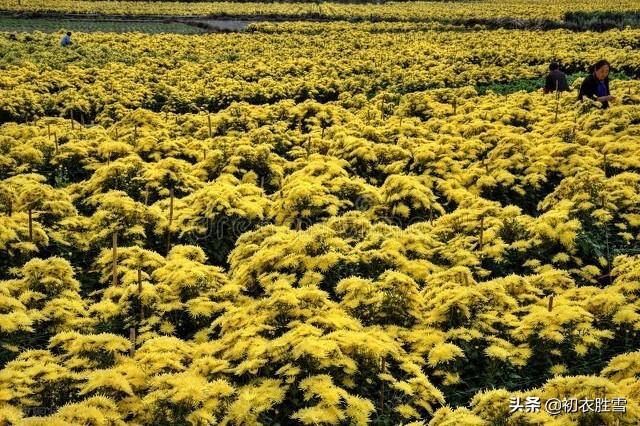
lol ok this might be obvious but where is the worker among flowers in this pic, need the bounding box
[60,31,73,47]
[543,62,569,94]
[578,59,616,109]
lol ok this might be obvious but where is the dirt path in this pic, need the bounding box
[0,12,338,32]
[174,19,255,32]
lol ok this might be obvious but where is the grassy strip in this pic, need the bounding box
[2,10,640,31]
[476,72,633,95]
[0,17,208,33]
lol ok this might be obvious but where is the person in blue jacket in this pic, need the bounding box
[60,32,72,47]
[578,59,616,109]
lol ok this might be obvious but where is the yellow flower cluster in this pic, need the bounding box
[0,15,640,426]
[2,0,640,21]
[0,28,639,123]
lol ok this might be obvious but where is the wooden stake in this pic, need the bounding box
[554,80,560,123]
[70,110,74,130]
[380,358,386,415]
[605,219,612,285]
[138,268,144,322]
[112,231,118,287]
[548,294,554,311]
[479,214,485,251]
[207,112,212,138]
[28,209,33,242]
[166,187,174,254]
[129,327,136,357]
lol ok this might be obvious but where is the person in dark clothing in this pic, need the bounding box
[578,59,616,109]
[543,62,569,94]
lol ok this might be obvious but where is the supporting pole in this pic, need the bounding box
[554,80,560,123]
[112,231,118,287]
[379,358,386,415]
[166,187,174,254]
[479,214,485,251]
[28,209,33,242]
[129,327,136,357]
[138,268,144,322]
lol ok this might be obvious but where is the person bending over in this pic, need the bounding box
[543,62,569,94]
[578,59,616,109]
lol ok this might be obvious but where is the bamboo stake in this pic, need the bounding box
[479,214,485,251]
[379,358,386,415]
[138,268,144,322]
[129,327,136,357]
[554,80,560,123]
[602,194,612,285]
[28,209,33,242]
[112,231,118,287]
[166,187,174,254]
